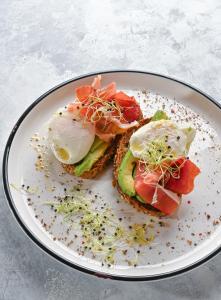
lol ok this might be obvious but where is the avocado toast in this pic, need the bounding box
[113,118,163,216]
[113,111,200,216]
[48,75,142,179]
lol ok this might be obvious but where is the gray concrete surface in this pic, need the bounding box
[1,0,221,299]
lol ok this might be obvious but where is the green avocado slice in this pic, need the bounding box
[118,150,137,197]
[90,136,105,152]
[74,139,109,176]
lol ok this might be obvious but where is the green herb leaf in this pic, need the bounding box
[151,110,169,121]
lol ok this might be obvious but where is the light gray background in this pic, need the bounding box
[1,1,221,299]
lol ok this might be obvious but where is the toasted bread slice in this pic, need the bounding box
[113,118,163,217]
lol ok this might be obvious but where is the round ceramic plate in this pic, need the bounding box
[3,71,221,280]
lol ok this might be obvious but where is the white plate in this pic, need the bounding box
[3,70,221,280]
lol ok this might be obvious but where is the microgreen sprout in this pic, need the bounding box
[46,190,155,266]
[138,137,187,186]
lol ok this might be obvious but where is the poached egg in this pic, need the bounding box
[48,108,95,164]
[130,120,195,160]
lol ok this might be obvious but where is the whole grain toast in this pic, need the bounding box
[113,118,163,217]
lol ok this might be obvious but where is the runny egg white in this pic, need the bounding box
[129,120,195,160]
[48,108,95,164]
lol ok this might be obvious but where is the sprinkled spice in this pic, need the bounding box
[24,88,221,268]
[158,221,166,227]
[213,220,219,226]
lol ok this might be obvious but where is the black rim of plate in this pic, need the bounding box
[2,70,221,281]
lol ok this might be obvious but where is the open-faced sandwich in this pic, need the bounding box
[113,111,200,216]
[47,75,142,178]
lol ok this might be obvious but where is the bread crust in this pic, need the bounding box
[113,118,163,217]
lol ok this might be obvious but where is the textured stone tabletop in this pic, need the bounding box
[1,1,221,299]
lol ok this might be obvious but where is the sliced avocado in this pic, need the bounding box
[74,142,109,176]
[90,136,104,152]
[118,150,137,197]
[136,194,146,204]
[151,110,169,121]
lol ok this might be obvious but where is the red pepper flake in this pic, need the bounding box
[187,201,191,204]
